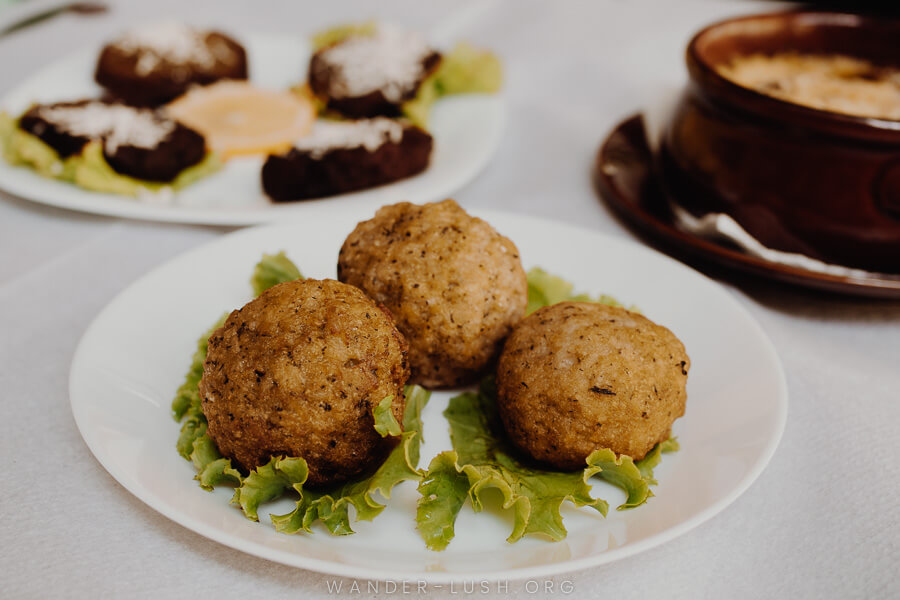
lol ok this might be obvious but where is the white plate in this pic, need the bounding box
[69,209,787,582]
[0,33,505,225]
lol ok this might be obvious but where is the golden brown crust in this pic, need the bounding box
[337,199,527,388]
[496,302,689,468]
[199,278,409,488]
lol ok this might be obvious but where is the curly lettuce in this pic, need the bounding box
[250,251,303,296]
[526,266,626,315]
[416,379,676,551]
[233,385,430,535]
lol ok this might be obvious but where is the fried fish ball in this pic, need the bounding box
[337,199,527,388]
[199,278,409,488]
[497,302,689,468]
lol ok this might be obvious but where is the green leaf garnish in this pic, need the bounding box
[191,433,241,490]
[373,395,402,437]
[584,449,650,510]
[526,267,625,315]
[232,456,310,521]
[402,42,503,128]
[635,437,680,485]
[416,381,604,549]
[250,251,303,296]
[172,315,242,490]
[171,314,227,421]
[266,385,430,535]
[416,379,675,550]
[176,415,206,459]
[416,452,471,551]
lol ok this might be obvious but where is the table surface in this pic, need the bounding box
[1,1,898,598]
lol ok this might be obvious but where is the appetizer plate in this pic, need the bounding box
[0,34,505,225]
[70,208,788,582]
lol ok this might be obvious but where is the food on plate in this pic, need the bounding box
[250,250,302,296]
[525,266,626,315]
[416,271,680,551]
[0,100,220,196]
[199,278,410,487]
[717,53,900,121]
[402,41,504,128]
[95,22,248,107]
[173,253,431,535]
[308,23,502,127]
[497,302,690,468]
[169,242,684,547]
[308,24,441,119]
[261,118,432,201]
[166,81,316,159]
[337,199,527,387]
[417,380,678,550]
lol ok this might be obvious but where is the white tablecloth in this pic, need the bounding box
[1,1,898,598]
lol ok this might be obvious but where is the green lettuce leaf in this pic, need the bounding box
[73,142,222,196]
[191,432,242,490]
[171,314,227,422]
[526,267,625,315]
[417,381,605,549]
[584,449,650,510]
[171,314,241,491]
[250,251,303,296]
[373,395,402,437]
[635,437,680,485]
[403,42,503,128]
[416,379,674,550]
[416,452,471,551]
[234,385,431,535]
[233,456,310,521]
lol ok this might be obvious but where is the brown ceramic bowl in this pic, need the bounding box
[659,10,900,273]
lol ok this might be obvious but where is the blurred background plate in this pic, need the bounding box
[0,32,506,225]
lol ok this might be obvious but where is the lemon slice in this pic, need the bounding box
[166,81,315,158]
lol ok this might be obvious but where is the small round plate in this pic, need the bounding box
[594,114,900,298]
[69,207,787,582]
[0,33,505,225]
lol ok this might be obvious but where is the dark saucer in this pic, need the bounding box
[593,114,900,299]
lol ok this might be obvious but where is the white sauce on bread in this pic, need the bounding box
[317,26,434,103]
[294,118,404,159]
[34,101,175,152]
[112,22,224,76]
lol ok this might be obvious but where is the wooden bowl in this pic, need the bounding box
[659,10,900,273]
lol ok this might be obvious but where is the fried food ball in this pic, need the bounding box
[199,278,409,488]
[337,199,527,388]
[497,302,689,468]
